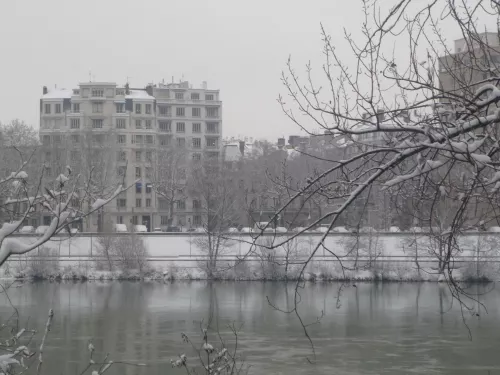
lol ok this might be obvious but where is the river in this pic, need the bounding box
[1,281,499,374]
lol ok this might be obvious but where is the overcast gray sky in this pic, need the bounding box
[0,1,495,141]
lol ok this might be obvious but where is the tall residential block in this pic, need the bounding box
[39,81,222,231]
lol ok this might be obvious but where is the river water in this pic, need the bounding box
[2,281,500,374]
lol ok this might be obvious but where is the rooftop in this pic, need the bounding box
[42,88,72,99]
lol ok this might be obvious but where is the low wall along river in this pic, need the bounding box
[4,231,500,281]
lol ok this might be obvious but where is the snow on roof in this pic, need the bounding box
[125,90,154,100]
[42,88,72,99]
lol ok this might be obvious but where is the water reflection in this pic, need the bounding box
[1,281,500,374]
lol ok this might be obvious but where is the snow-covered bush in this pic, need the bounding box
[27,246,59,279]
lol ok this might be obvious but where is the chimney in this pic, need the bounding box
[202,81,208,90]
[145,84,153,97]
[239,141,245,156]
[376,109,385,122]
[43,86,48,95]
[125,83,130,95]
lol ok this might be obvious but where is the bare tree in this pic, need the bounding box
[240,0,500,354]
[151,147,188,228]
[0,144,132,267]
[190,159,239,279]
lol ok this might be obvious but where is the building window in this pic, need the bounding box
[206,137,217,148]
[117,216,123,224]
[176,107,185,117]
[176,122,185,132]
[70,118,80,129]
[116,103,125,113]
[192,153,201,161]
[146,183,152,194]
[117,198,126,208]
[72,103,80,113]
[116,89,125,96]
[117,166,126,176]
[92,89,104,97]
[92,119,103,128]
[159,121,171,132]
[43,135,50,146]
[92,134,104,144]
[206,107,218,118]
[45,104,51,114]
[92,103,103,113]
[70,151,80,162]
[145,120,152,129]
[193,138,201,148]
[177,138,186,147]
[135,119,142,129]
[132,135,143,144]
[71,134,80,143]
[193,215,202,226]
[135,103,141,114]
[136,151,142,162]
[161,216,169,225]
[132,216,138,225]
[159,106,171,116]
[177,200,186,210]
[145,167,152,178]
[191,93,200,100]
[146,135,154,144]
[178,168,186,180]
[54,135,61,144]
[206,122,218,133]
[116,119,126,129]
[135,167,141,178]
[205,94,214,100]
[159,136,170,146]
[44,151,51,161]
[159,199,168,210]
[145,104,152,114]
[117,151,126,161]
[136,182,142,194]
[175,92,184,100]
[117,135,126,144]
[146,198,151,208]
[146,151,152,162]
[192,123,201,133]
[192,107,201,117]
[55,104,61,114]
[193,199,201,209]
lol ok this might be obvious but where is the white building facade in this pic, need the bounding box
[39,81,222,231]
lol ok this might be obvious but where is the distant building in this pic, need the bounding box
[439,32,500,98]
[39,80,222,231]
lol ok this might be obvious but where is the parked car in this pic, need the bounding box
[133,225,148,233]
[227,227,239,233]
[35,226,49,235]
[489,226,500,232]
[389,226,400,232]
[316,225,330,233]
[19,226,34,234]
[152,228,163,233]
[292,227,306,233]
[166,226,182,232]
[333,226,350,233]
[360,226,376,233]
[274,226,288,233]
[410,226,423,233]
[115,224,127,232]
[70,228,79,234]
[240,227,253,233]
[254,222,273,232]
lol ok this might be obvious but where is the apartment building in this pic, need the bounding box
[439,32,500,99]
[39,80,222,231]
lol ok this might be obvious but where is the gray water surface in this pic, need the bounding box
[2,281,500,374]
